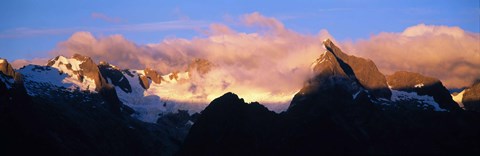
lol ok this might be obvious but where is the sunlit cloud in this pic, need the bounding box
[343,24,480,88]
[11,58,48,69]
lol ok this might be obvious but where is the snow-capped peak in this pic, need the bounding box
[46,54,106,92]
[48,55,86,76]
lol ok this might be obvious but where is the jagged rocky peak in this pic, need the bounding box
[0,58,16,78]
[97,61,132,93]
[136,67,162,90]
[386,71,461,111]
[0,58,24,84]
[46,54,107,91]
[1,59,16,90]
[0,58,26,99]
[312,38,391,99]
[144,67,164,84]
[311,49,349,79]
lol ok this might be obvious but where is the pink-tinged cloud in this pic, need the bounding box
[91,12,122,23]
[51,13,333,107]
[208,24,236,35]
[11,58,48,69]
[49,13,478,107]
[343,24,480,88]
[242,12,286,32]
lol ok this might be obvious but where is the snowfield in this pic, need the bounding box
[390,89,446,111]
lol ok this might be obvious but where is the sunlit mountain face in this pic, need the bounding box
[1,1,480,155]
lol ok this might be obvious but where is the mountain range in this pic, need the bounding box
[1,39,479,155]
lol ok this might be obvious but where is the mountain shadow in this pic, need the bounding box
[463,80,480,112]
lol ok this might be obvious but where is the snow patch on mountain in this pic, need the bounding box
[112,68,293,123]
[111,69,205,123]
[50,56,84,75]
[18,65,83,96]
[353,90,362,99]
[391,90,446,111]
[414,83,424,88]
[452,90,465,109]
[0,74,14,89]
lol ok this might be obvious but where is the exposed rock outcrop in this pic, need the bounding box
[169,71,179,81]
[98,62,132,93]
[463,80,480,112]
[0,59,27,96]
[144,68,163,84]
[138,74,151,89]
[0,58,16,78]
[322,39,391,99]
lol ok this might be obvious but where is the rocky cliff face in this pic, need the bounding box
[98,62,132,93]
[138,74,151,89]
[321,39,391,99]
[0,58,16,78]
[386,71,461,111]
[0,59,27,98]
[135,68,165,90]
[463,80,480,112]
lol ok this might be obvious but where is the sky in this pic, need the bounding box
[1,0,478,61]
[0,0,479,95]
